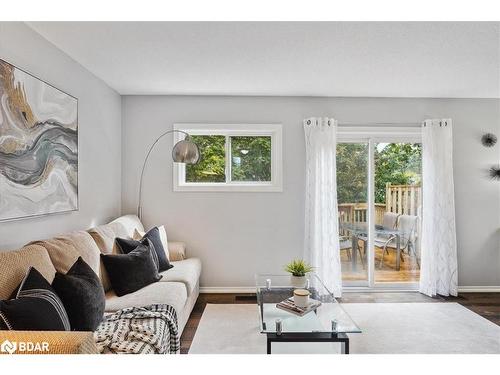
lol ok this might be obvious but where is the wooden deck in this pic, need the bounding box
[341,246,420,283]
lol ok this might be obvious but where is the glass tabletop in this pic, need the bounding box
[340,222,404,237]
[340,223,411,238]
[255,273,361,334]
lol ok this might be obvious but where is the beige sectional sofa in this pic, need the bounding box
[0,214,201,351]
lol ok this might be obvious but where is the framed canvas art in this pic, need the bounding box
[0,59,78,221]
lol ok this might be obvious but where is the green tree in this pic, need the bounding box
[186,135,226,182]
[336,143,421,204]
[186,135,272,183]
[231,136,271,181]
[374,143,421,203]
[336,143,368,204]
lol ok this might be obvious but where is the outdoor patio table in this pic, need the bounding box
[339,222,403,271]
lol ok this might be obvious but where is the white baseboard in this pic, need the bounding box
[457,286,500,292]
[201,286,500,294]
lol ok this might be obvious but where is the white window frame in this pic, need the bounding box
[173,123,283,192]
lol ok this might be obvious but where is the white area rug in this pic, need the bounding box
[189,303,500,354]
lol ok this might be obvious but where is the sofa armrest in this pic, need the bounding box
[168,241,186,261]
[0,331,98,354]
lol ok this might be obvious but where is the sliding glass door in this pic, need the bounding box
[337,133,422,289]
[373,142,422,284]
[337,142,369,286]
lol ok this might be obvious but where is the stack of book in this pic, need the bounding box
[276,297,322,317]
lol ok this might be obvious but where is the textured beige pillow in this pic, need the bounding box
[167,241,186,261]
[30,231,101,275]
[0,245,56,300]
[88,222,129,255]
[133,226,170,260]
[111,215,145,238]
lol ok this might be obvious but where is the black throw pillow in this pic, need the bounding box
[115,237,159,270]
[0,267,71,331]
[100,243,162,297]
[52,257,105,331]
[141,227,172,271]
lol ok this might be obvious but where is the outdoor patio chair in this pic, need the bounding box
[378,214,419,269]
[339,235,367,269]
[381,212,399,230]
[356,212,400,264]
[339,236,353,261]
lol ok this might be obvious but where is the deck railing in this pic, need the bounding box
[338,184,421,235]
[385,183,421,216]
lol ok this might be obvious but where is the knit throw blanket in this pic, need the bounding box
[94,304,180,354]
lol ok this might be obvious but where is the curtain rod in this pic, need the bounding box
[337,122,421,127]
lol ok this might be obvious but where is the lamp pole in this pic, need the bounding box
[137,129,198,220]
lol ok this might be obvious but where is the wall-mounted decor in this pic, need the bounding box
[481,133,497,147]
[489,165,500,181]
[0,59,78,221]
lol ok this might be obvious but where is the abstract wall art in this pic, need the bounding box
[0,59,78,221]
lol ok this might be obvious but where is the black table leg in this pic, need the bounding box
[341,337,349,354]
[266,332,350,354]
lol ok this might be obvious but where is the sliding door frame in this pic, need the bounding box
[338,126,422,291]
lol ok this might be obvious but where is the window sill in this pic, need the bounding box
[173,182,283,192]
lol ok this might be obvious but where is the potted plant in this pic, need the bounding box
[284,259,313,288]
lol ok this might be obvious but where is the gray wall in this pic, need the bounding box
[0,22,122,249]
[122,96,500,289]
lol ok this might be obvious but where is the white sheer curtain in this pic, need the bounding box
[419,119,458,297]
[303,117,342,297]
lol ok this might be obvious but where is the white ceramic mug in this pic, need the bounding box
[293,289,310,308]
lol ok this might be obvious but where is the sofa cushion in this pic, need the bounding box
[167,241,187,261]
[101,243,162,297]
[0,267,71,331]
[88,221,129,292]
[104,281,187,315]
[30,231,101,275]
[134,227,172,271]
[52,257,105,332]
[110,215,145,238]
[133,226,170,261]
[115,237,159,270]
[159,258,201,296]
[0,245,56,300]
[88,221,129,255]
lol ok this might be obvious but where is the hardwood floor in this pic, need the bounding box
[180,292,500,354]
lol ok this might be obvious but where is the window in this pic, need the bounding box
[173,124,282,192]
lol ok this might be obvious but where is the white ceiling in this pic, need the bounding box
[28,22,500,98]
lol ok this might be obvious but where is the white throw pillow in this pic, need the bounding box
[133,226,170,261]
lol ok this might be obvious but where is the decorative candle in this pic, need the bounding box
[293,288,310,308]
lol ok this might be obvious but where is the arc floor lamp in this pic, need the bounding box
[137,129,200,220]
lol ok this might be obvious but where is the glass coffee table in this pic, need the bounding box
[256,273,361,354]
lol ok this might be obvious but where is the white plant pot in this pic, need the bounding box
[290,275,306,288]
